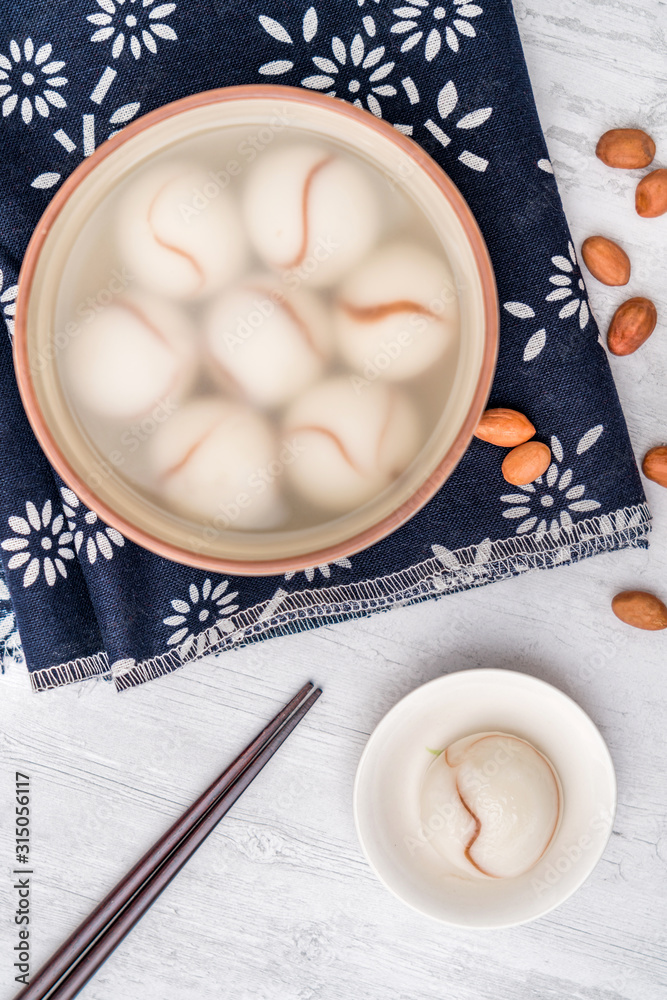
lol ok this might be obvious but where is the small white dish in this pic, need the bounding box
[353,669,616,928]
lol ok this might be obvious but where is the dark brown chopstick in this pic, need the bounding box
[45,686,322,1000]
[17,682,320,1000]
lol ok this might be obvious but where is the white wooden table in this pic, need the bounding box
[1,2,666,997]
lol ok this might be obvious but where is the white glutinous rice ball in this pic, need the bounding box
[64,292,196,421]
[420,732,562,880]
[205,278,332,409]
[283,377,421,514]
[117,162,247,300]
[242,144,380,287]
[335,242,458,380]
[148,398,285,530]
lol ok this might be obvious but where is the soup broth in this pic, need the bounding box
[54,124,461,545]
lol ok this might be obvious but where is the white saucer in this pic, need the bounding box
[353,669,616,928]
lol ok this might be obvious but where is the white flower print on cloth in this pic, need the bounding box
[259,8,402,123]
[0,576,22,667]
[163,579,239,657]
[545,241,590,330]
[502,300,547,362]
[391,0,483,60]
[504,243,590,361]
[302,23,397,119]
[1,500,75,588]
[423,80,492,171]
[60,487,125,564]
[501,427,604,542]
[88,0,178,60]
[285,557,352,583]
[0,39,67,125]
[53,97,142,157]
[0,269,18,338]
[431,536,495,590]
[31,64,142,190]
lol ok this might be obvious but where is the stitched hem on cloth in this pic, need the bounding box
[26,503,650,693]
[115,502,650,691]
[29,651,110,692]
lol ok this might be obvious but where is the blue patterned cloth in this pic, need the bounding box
[0,0,650,690]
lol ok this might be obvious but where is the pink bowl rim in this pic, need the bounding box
[14,83,499,577]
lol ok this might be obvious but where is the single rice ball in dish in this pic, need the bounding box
[420,732,562,880]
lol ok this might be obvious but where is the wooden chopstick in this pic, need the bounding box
[17,682,320,1000]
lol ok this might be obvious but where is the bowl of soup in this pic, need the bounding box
[14,85,498,576]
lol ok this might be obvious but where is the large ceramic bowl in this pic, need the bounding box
[14,85,498,576]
